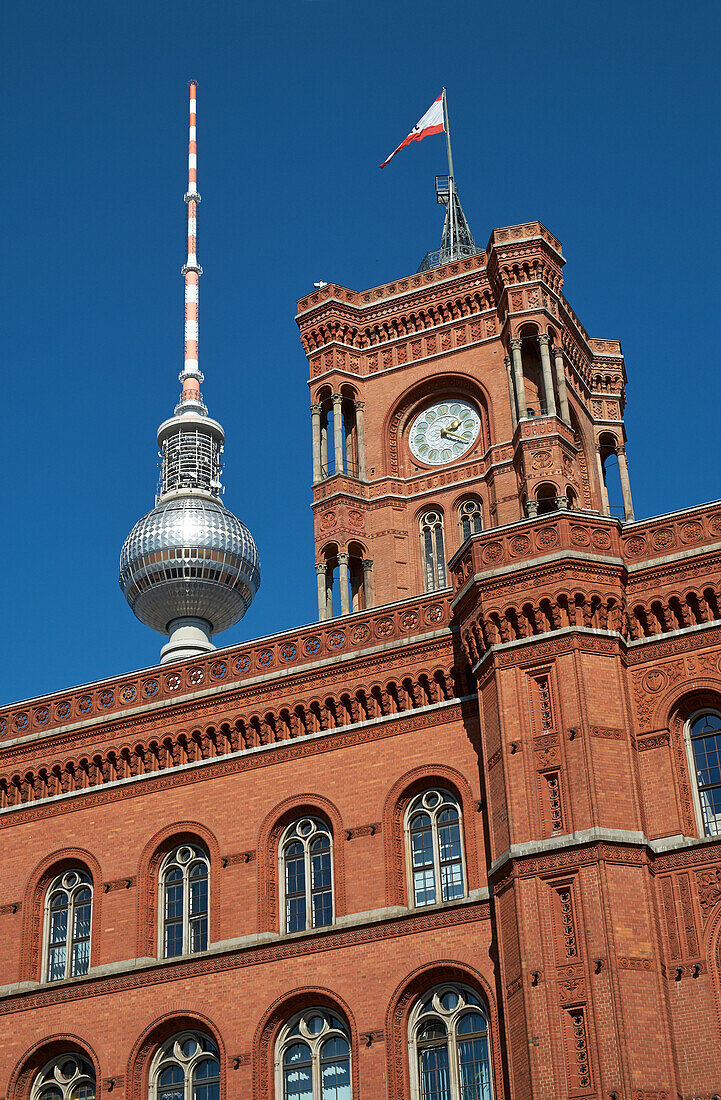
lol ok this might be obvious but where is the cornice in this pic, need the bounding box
[0,697,471,822]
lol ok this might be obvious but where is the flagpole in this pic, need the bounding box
[442,86,457,259]
[442,87,455,182]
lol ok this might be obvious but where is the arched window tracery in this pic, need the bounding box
[458,500,483,544]
[44,869,92,981]
[280,817,334,933]
[408,984,493,1100]
[420,510,447,593]
[159,843,210,958]
[31,1054,96,1100]
[276,1008,351,1100]
[688,711,721,836]
[406,789,466,908]
[148,1032,220,1100]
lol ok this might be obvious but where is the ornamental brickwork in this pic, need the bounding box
[2,223,721,1098]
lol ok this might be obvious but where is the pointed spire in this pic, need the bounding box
[179,81,204,414]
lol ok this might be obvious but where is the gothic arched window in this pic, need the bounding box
[458,499,483,543]
[276,1008,351,1100]
[406,790,466,908]
[688,711,721,836]
[31,1054,96,1100]
[420,510,447,593]
[149,1032,220,1100]
[409,984,493,1100]
[44,869,92,981]
[160,844,210,958]
[281,817,333,933]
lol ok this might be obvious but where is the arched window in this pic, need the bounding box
[458,500,483,543]
[280,817,333,933]
[406,790,466,908]
[31,1054,96,1100]
[688,712,721,836]
[420,510,447,593]
[44,869,92,981]
[149,1032,220,1100]
[159,844,210,958]
[408,984,493,1100]
[276,1008,351,1100]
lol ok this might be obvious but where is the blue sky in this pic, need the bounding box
[5,0,721,702]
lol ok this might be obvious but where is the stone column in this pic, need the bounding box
[310,403,322,485]
[595,449,611,516]
[504,355,517,430]
[510,339,528,420]
[362,559,374,608]
[332,394,344,475]
[355,401,367,479]
[537,334,557,417]
[320,415,328,475]
[338,552,350,616]
[616,447,635,522]
[315,562,328,621]
[553,345,571,424]
[526,499,538,517]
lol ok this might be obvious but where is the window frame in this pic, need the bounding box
[274,1007,352,1100]
[457,499,483,545]
[279,817,335,934]
[30,1053,96,1100]
[685,708,721,837]
[157,843,211,959]
[42,868,93,983]
[407,983,493,1100]
[404,789,467,909]
[419,509,447,594]
[147,1030,221,1100]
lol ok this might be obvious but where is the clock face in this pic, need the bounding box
[408,400,481,465]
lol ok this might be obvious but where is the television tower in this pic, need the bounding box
[120,84,260,663]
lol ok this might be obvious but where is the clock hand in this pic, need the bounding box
[444,432,471,444]
[440,418,463,438]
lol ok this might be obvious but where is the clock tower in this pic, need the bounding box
[297,221,634,620]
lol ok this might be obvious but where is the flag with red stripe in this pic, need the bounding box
[379,93,445,168]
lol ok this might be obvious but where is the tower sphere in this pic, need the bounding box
[119,494,260,637]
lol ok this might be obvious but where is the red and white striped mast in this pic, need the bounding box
[179,81,204,412]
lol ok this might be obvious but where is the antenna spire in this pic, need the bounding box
[179,82,204,412]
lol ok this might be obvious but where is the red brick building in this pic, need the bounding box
[2,140,721,1099]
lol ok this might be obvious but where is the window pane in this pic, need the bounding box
[458,1034,492,1100]
[312,888,333,928]
[71,1087,95,1100]
[165,881,183,921]
[158,1061,184,1100]
[286,849,306,897]
[435,526,446,588]
[284,1042,313,1100]
[424,528,435,591]
[50,904,68,945]
[411,812,436,905]
[287,894,306,933]
[420,1044,451,1100]
[311,839,332,889]
[165,922,183,957]
[190,914,208,952]
[71,936,90,976]
[74,897,92,940]
[320,1036,351,1100]
[190,875,208,917]
[193,1057,220,1100]
[48,943,67,981]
